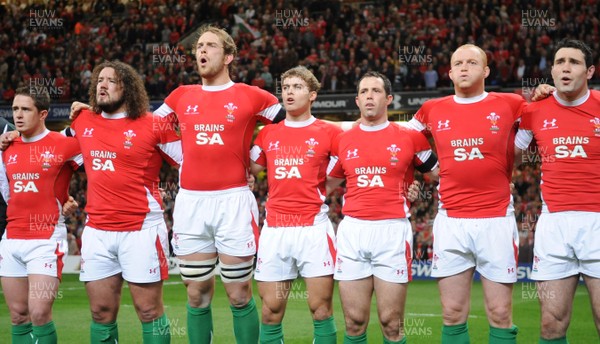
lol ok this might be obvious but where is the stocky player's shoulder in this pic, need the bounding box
[314,119,343,136]
[590,89,600,101]
[71,108,95,127]
[488,91,524,102]
[421,95,452,110]
[233,82,263,92]
[233,82,278,101]
[165,84,203,102]
[173,84,202,92]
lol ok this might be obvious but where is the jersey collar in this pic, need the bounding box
[202,81,235,92]
[285,116,316,128]
[21,128,50,143]
[553,89,590,107]
[360,121,390,132]
[101,111,127,119]
[453,92,488,104]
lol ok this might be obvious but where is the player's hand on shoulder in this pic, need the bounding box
[70,102,91,120]
[407,180,421,202]
[531,84,555,102]
[62,196,79,216]
[247,173,256,190]
[0,130,19,151]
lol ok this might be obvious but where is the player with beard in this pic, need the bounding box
[152,25,284,343]
[64,61,182,344]
[69,25,284,343]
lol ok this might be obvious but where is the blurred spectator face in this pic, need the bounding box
[551,47,595,101]
[281,76,315,118]
[12,94,47,137]
[195,31,233,79]
[355,76,392,125]
[449,46,490,96]
[97,67,125,114]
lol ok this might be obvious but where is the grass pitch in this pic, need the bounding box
[0,275,597,343]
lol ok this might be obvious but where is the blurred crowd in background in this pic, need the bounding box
[2,0,593,262]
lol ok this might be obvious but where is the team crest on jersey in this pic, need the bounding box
[40,151,54,170]
[123,129,136,149]
[184,104,199,115]
[6,154,17,165]
[82,128,94,137]
[541,118,558,131]
[591,117,600,137]
[486,112,500,133]
[224,102,238,122]
[346,148,359,160]
[267,141,280,152]
[305,138,319,157]
[436,119,451,131]
[387,144,401,165]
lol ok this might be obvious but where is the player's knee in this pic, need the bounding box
[9,308,30,325]
[261,304,285,324]
[90,304,118,323]
[379,311,401,336]
[344,317,368,336]
[136,307,162,323]
[541,310,570,336]
[28,307,51,326]
[179,257,218,282]
[487,303,512,327]
[310,302,333,321]
[442,301,468,324]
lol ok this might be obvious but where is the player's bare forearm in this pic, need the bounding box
[249,161,265,176]
[326,176,345,196]
[514,147,525,168]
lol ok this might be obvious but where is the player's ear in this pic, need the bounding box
[309,91,317,102]
[386,94,393,106]
[39,109,49,122]
[587,65,595,80]
[224,54,234,66]
[483,66,490,78]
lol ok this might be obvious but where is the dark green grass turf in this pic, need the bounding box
[0,275,597,343]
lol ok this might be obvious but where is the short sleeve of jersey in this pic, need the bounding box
[413,101,430,125]
[253,126,268,166]
[64,137,82,170]
[152,114,180,144]
[519,102,538,131]
[251,87,280,124]
[328,133,346,179]
[163,86,189,116]
[406,129,432,166]
[502,92,527,121]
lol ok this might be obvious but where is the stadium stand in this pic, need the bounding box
[4,0,598,262]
